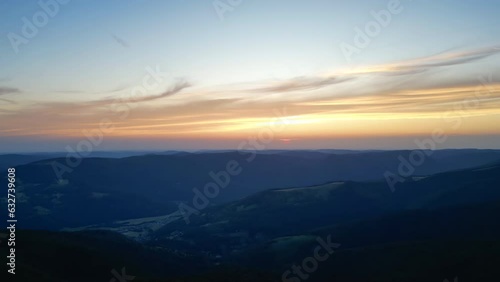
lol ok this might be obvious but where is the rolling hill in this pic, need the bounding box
[6,149,500,230]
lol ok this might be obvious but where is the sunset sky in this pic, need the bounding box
[1,0,500,152]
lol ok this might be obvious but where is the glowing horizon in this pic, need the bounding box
[1,0,500,152]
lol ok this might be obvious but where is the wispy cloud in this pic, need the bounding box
[52,79,191,110]
[128,80,191,103]
[0,98,17,104]
[0,87,21,96]
[251,76,354,93]
[2,46,500,140]
[111,33,130,48]
[53,85,131,95]
[343,45,500,76]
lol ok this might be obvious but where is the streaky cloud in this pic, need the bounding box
[0,98,17,104]
[0,87,21,96]
[251,76,353,93]
[345,45,500,76]
[111,33,130,48]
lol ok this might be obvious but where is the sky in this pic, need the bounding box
[1,0,500,152]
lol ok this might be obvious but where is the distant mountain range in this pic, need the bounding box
[1,150,500,281]
[5,149,500,229]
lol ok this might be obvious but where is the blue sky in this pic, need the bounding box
[1,0,500,152]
